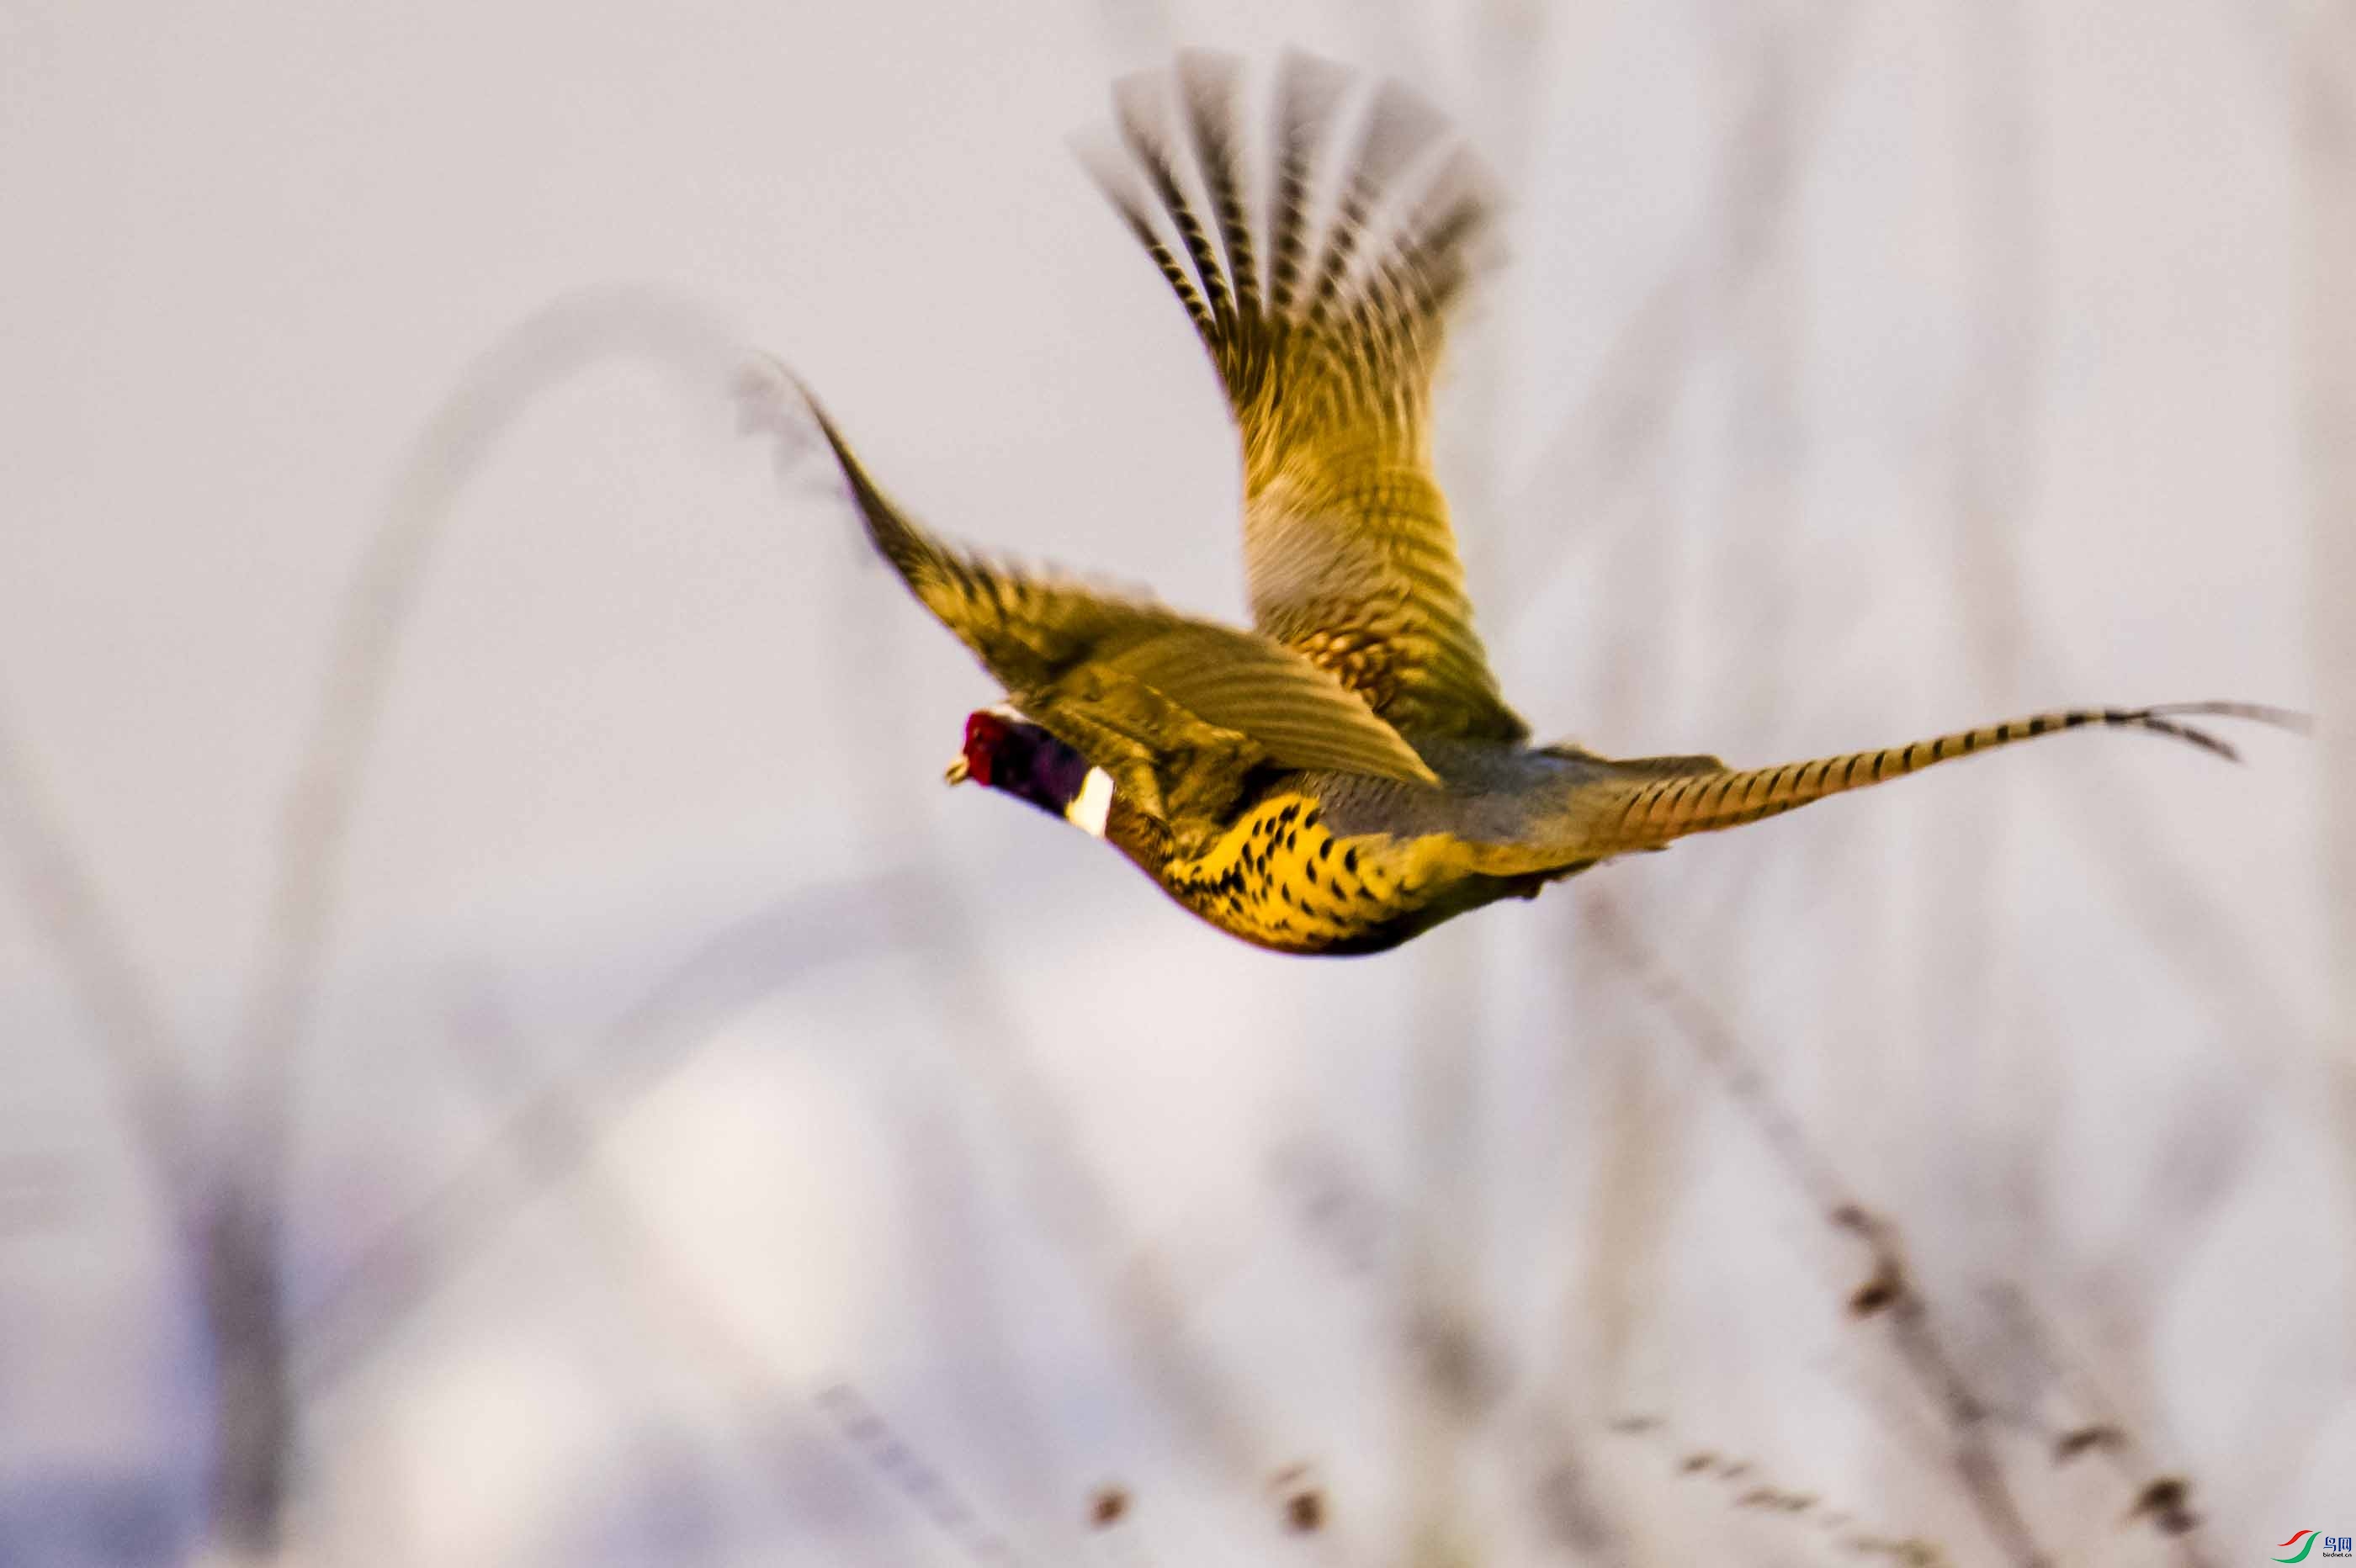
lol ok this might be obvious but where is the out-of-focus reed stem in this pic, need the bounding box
[2298,0,2356,1232]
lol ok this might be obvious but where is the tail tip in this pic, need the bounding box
[2139,701,2313,761]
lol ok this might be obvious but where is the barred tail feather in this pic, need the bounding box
[1600,703,2306,853]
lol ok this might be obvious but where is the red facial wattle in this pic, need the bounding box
[962,709,1009,787]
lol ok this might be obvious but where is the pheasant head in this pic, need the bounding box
[947,709,1116,839]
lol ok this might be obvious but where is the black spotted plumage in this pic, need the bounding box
[782,50,2300,956]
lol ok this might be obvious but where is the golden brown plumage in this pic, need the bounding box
[777,50,2299,956]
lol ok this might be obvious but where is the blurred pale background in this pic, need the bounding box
[2,0,2348,1564]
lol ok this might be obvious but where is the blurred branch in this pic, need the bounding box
[2290,0,2356,1227]
[2008,8,2326,1110]
[0,711,198,1221]
[1978,1286,2215,1560]
[1608,1414,1950,1562]
[8,289,764,1559]
[1930,0,2037,1266]
[816,1385,1024,1567]
[1495,0,1861,628]
[297,871,1014,1562]
[1404,956,1486,1568]
[183,287,749,1555]
[1588,892,2231,1565]
[1493,10,2309,1544]
[0,712,298,1551]
[876,844,1290,1531]
[1271,1135,1634,1564]
[1542,961,1679,1561]
[1695,0,1804,755]
[2027,742,2305,1058]
[231,288,748,1188]
[1583,893,2056,1567]
[293,869,930,1391]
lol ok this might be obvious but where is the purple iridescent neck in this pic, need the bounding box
[961,710,1096,820]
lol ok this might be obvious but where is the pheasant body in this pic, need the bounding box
[778,52,2295,957]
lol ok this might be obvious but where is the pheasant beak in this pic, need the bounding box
[943,755,971,787]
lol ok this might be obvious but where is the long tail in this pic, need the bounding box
[1595,702,2305,854]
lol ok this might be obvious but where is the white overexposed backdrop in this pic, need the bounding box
[1,1,2347,1564]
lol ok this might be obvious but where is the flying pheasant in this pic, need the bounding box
[782,51,2292,956]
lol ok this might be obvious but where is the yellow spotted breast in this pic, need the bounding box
[1154,792,1444,954]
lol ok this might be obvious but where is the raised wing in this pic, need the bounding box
[1080,50,1528,744]
[793,380,1440,833]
